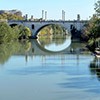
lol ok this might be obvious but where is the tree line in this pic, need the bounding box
[0,12,32,43]
[38,24,67,37]
[0,22,31,43]
[0,13,24,20]
[81,0,100,52]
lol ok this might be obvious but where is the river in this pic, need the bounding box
[0,35,100,100]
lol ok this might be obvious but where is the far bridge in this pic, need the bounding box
[8,20,88,38]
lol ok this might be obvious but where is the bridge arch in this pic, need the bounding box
[34,23,69,37]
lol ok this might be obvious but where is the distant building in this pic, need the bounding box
[0,10,22,16]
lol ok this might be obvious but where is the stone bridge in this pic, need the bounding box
[8,20,88,38]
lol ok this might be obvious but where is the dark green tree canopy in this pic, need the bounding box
[94,0,100,17]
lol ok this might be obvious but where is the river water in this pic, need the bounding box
[0,35,100,100]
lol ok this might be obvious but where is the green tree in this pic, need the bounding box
[12,25,31,39]
[0,13,24,20]
[0,22,13,43]
[82,16,100,51]
[0,22,32,43]
[94,0,100,17]
[82,16,100,40]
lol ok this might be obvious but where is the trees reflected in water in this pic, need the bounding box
[89,57,100,80]
[38,35,67,47]
[0,41,31,64]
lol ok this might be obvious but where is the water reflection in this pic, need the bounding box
[89,57,100,80]
[37,24,70,52]
[57,57,100,95]
[37,35,71,52]
[0,36,100,100]
[0,41,31,64]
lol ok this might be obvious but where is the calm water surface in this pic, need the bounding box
[0,36,100,100]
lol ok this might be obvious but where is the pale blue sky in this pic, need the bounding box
[0,0,96,20]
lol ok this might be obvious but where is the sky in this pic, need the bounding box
[0,0,97,20]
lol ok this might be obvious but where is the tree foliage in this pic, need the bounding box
[0,13,24,20]
[82,0,100,51]
[12,25,32,39]
[82,16,100,51]
[0,22,32,43]
[94,0,100,17]
[38,24,66,37]
[83,16,100,39]
[0,22,14,43]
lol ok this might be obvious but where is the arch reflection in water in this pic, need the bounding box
[37,24,71,52]
[37,35,71,52]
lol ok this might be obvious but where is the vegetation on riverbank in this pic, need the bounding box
[0,22,31,43]
[82,0,100,52]
[0,12,24,20]
[0,11,31,44]
[38,24,67,37]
